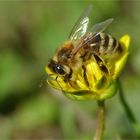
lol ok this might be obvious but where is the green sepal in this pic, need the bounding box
[99,81,118,100]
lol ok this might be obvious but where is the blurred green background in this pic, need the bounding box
[0,1,140,139]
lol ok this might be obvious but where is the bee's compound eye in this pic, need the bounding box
[55,64,65,75]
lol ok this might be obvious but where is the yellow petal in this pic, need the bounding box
[112,34,130,79]
[45,66,51,74]
[119,34,130,51]
[76,80,88,90]
[47,80,60,89]
[112,52,129,79]
[86,62,96,88]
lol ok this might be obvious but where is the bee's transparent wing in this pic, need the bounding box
[91,18,114,35]
[69,5,92,40]
[70,18,114,56]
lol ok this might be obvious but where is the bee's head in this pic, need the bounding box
[48,60,69,76]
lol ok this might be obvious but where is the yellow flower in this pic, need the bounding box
[46,34,130,100]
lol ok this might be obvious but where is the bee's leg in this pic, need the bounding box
[82,65,89,87]
[92,52,109,74]
[55,76,66,94]
[63,68,79,89]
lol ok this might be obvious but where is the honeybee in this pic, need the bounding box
[47,5,123,89]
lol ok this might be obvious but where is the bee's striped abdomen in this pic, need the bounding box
[91,33,123,55]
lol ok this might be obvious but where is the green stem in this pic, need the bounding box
[117,79,136,123]
[117,79,140,138]
[93,100,105,140]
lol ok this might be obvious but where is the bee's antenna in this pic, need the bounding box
[40,73,56,88]
[39,73,47,88]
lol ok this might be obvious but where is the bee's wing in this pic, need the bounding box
[80,18,114,47]
[70,18,114,56]
[69,5,92,40]
[91,18,114,35]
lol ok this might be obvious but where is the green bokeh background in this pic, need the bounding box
[0,1,140,139]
